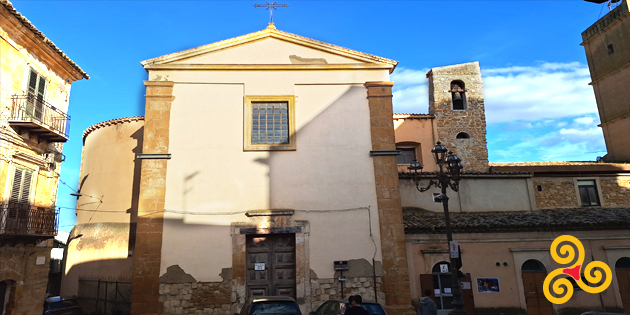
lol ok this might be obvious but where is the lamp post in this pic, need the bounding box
[408,141,466,315]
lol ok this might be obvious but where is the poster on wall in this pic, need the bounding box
[476,278,500,293]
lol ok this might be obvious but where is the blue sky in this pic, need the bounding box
[8,0,613,231]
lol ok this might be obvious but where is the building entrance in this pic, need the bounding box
[615,257,630,314]
[246,234,296,298]
[521,259,552,315]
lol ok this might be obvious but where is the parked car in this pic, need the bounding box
[43,296,82,315]
[310,299,387,315]
[235,296,302,315]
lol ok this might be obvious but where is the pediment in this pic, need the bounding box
[141,24,398,72]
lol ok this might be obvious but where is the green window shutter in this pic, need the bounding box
[9,168,33,205]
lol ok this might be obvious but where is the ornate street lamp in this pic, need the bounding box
[408,141,466,315]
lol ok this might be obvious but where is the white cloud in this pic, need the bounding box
[574,116,595,125]
[391,62,598,124]
[390,62,606,162]
[391,68,429,114]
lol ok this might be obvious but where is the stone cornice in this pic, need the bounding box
[141,25,398,73]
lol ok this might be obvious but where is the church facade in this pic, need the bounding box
[62,24,630,315]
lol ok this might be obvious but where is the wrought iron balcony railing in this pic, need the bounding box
[0,202,58,237]
[9,94,71,142]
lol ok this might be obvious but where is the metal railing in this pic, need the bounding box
[0,202,58,236]
[10,94,71,139]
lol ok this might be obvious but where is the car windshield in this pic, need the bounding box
[49,300,78,309]
[250,301,301,315]
[361,304,386,315]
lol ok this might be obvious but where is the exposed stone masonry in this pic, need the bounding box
[159,276,383,315]
[427,62,489,173]
[533,179,577,209]
[601,177,630,206]
[0,240,51,315]
[160,281,233,315]
[310,277,384,310]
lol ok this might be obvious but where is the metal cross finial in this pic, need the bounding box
[253,1,289,24]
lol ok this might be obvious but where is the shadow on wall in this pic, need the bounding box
[65,258,133,315]
[128,126,144,257]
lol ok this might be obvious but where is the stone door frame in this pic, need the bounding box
[231,215,310,313]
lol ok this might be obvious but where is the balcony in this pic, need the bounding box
[9,94,70,142]
[0,202,58,237]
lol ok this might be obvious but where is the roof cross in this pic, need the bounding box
[253,1,289,25]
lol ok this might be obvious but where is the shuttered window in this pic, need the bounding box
[9,167,33,205]
[26,69,46,120]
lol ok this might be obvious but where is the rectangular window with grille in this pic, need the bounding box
[577,179,600,206]
[244,96,296,151]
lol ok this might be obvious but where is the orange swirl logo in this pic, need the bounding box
[543,235,612,304]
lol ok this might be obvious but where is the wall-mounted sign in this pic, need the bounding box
[477,277,500,293]
[440,264,449,273]
[255,263,266,271]
[334,260,349,271]
[461,282,471,290]
[450,241,459,259]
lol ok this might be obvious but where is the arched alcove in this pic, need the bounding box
[450,80,467,110]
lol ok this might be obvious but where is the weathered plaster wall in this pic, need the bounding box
[406,230,630,313]
[400,177,534,212]
[158,71,387,281]
[393,116,439,173]
[62,118,143,296]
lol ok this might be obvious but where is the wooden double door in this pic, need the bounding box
[246,234,296,298]
[522,271,553,315]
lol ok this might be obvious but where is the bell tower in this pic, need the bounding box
[427,62,489,172]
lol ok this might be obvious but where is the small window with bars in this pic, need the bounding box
[244,96,296,151]
[251,102,289,144]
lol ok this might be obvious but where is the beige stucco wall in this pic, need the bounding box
[62,118,143,296]
[157,71,387,282]
[400,177,534,212]
[407,230,630,312]
[393,117,439,173]
[173,37,364,65]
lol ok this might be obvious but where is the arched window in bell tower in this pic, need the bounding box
[450,80,466,110]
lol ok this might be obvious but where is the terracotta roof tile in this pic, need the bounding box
[83,116,144,142]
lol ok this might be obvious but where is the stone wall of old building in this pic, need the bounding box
[158,275,384,315]
[427,62,489,173]
[0,240,52,315]
[533,178,577,209]
[309,276,384,310]
[601,176,630,206]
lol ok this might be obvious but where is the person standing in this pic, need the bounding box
[417,290,438,315]
[345,295,369,315]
